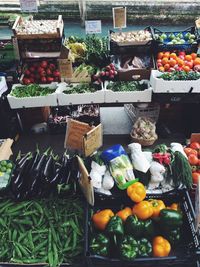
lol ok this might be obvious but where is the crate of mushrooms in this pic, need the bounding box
[12,15,64,39]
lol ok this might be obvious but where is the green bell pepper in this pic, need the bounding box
[142,219,154,239]
[164,228,181,246]
[119,235,138,261]
[137,238,152,257]
[125,215,143,238]
[90,233,110,257]
[106,216,124,244]
[160,209,183,229]
[106,216,124,236]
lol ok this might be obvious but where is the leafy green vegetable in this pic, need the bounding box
[11,84,56,98]
[63,83,97,94]
[106,81,148,92]
[158,71,200,81]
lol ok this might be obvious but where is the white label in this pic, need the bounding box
[85,20,102,34]
[113,7,127,29]
[20,0,38,13]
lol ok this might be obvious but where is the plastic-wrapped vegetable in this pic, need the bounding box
[101,145,137,190]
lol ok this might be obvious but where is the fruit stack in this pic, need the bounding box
[156,51,200,72]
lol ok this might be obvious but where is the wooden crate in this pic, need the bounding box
[12,15,64,39]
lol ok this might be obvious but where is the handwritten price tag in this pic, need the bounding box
[113,7,127,29]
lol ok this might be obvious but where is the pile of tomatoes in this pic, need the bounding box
[184,142,200,185]
[157,51,200,72]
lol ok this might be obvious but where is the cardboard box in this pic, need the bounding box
[64,119,102,157]
[150,70,200,93]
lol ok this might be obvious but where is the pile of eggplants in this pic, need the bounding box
[10,148,78,200]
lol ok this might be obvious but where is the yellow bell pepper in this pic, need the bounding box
[92,209,114,231]
[116,207,132,222]
[127,182,146,203]
[132,200,153,220]
[153,236,171,257]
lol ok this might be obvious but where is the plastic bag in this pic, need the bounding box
[128,143,151,173]
[101,144,137,190]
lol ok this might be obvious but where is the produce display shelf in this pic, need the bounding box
[150,70,200,93]
[7,84,58,109]
[84,189,200,267]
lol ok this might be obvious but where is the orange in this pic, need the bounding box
[169,59,177,67]
[158,66,165,72]
[183,65,190,72]
[191,53,197,60]
[193,57,200,66]
[177,58,184,67]
[169,53,177,60]
[185,55,192,61]
[162,57,169,65]
[185,61,193,69]
[158,52,164,59]
[163,52,170,58]
[164,63,170,71]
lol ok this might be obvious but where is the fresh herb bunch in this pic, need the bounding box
[159,71,200,81]
[106,81,148,92]
[63,83,96,94]
[85,35,109,67]
[11,84,55,98]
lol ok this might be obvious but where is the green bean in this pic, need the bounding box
[34,239,47,253]
[28,231,34,250]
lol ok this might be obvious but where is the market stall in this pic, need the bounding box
[0,10,200,267]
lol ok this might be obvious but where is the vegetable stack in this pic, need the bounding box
[0,197,84,266]
[90,182,183,260]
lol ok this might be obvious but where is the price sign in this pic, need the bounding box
[85,20,102,34]
[20,0,38,13]
[113,7,126,29]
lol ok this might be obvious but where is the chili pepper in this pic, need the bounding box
[90,233,110,257]
[119,235,138,261]
[127,182,146,203]
[106,216,124,244]
[137,238,152,257]
[116,207,132,222]
[92,209,114,231]
[142,219,154,239]
[153,236,171,257]
[132,201,153,220]
[148,199,166,218]
[159,209,183,229]
[125,215,143,238]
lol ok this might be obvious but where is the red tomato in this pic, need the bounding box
[188,154,199,165]
[184,147,198,156]
[190,142,200,150]
[192,172,200,185]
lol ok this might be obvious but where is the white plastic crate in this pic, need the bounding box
[104,81,152,103]
[0,77,8,96]
[56,82,104,106]
[7,83,58,109]
[150,70,200,93]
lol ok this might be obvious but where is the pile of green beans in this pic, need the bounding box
[0,197,84,266]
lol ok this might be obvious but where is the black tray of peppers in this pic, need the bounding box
[84,189,200,267]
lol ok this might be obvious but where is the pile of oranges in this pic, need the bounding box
[157,51,200,72]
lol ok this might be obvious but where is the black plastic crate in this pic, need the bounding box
[152,26,198,52]
[84,189,200,267]
[109,26,154,55]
